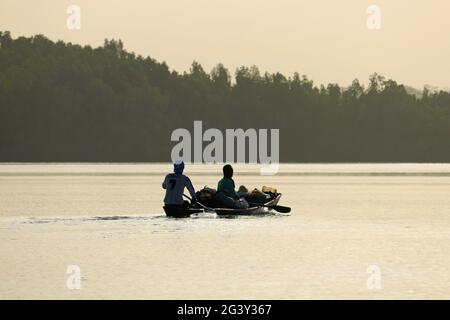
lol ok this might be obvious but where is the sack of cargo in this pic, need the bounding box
[246,188,270,204]
[195,186,217,205]
[262,186,277,194]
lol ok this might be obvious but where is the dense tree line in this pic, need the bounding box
[0,31,449,162]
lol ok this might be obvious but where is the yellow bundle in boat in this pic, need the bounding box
[262,186,277,194]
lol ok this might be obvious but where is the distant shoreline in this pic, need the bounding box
[1,163,450,177]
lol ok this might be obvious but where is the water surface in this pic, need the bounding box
[1,164,450,299]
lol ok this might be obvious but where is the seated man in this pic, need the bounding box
[217,164,236,198]
[217,164,248,209]
[162,160,196,207]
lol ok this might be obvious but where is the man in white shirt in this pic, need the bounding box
[162,160,197,206]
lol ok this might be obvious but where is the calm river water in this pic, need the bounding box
[1,163,450,299]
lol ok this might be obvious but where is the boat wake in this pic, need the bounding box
[1,210,284,227]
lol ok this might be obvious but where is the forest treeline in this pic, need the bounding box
[1,31,449,162]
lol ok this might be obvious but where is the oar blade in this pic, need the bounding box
[271,205,291,213]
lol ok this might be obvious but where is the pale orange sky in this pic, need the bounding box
[1,0,449,88]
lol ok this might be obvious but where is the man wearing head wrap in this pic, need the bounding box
[162,160,197,206]
[217,164,249,209]
[217,164,236,198]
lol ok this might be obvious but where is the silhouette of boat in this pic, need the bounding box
[163,193,282,218]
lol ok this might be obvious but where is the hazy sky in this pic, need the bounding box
[1,0,449,88]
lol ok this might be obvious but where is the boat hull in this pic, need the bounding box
[163,194,282,218]
[163,205,203,218]
[215,194,281,216]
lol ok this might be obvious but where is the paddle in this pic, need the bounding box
[247,202,291,213]
[183,194,211,211]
